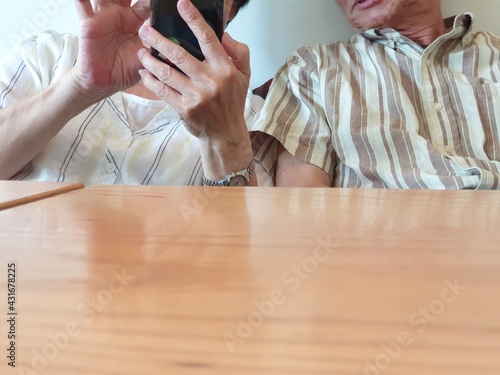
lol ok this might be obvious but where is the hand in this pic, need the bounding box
[72,0,151,100]
[136,0,251,145]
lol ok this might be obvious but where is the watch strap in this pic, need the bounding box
[203,159,255,186]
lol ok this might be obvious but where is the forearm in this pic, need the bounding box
[0,69,101,179]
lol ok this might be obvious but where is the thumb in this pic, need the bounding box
[222,33,251,78]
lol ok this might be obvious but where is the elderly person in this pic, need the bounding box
[0,0,269,186]
[251,0,500,189]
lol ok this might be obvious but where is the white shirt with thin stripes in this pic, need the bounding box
[252,14,500,189]
[0,31,266,186]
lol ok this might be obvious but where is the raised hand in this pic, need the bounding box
[72,0,151,100]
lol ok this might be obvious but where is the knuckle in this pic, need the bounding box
[241,44,250,56]
[153,80,167,99]
[185,10,205,31]
[183,96,204,118]
[220,68,236,82]
[156,65,172,83]
[184,13,217,47]
[205,84,220,101]
[152,35,167,52]
[170,48,190,66]
[193,84,217,106]
[198,30,217,47]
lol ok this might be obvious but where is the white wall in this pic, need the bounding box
[1,0,498,88]
[442,0,497,31]
[227,0,354,87]
[0,0,78,57]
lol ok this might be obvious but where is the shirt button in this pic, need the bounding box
[444,146,454,154]
[425,59,432,67]
[434,102,443,111]
[106,163,116,173]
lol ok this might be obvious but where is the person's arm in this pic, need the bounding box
[275,144,331,187]
[137,0,255,185]
[250,43,335,187]
[0,0,151,180]
[0,70,103,180]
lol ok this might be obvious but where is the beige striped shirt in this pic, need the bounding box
[252,14,500,189]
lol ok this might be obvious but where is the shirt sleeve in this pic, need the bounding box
[250,46,335,181]
[0,31,78,109]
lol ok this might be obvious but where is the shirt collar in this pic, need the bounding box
[361,13,475,49]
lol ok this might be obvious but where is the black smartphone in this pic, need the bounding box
[150,0,225,66]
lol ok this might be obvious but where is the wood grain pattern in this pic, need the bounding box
[0,186,499,375]
[0,181,84,211]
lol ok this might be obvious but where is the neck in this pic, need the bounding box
[398,22,446,46]
[389,3,446,46]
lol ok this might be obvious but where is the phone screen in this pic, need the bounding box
[151,0,225,64]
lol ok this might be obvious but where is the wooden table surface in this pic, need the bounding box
[0,186,499,375]
[0,180,83,211]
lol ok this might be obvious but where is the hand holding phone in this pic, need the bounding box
[138,0,253,180]
[150,0,225,67]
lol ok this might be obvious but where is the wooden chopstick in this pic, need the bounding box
[0,183,84,211]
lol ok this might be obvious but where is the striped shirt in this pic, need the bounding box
[252,14,500,189]
[0,31,267,186]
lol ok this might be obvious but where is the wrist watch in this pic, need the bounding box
[203,159,255,187]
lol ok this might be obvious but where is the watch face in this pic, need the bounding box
[228,175,248,186]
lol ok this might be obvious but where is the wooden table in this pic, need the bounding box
[0,186,499,375]
[0,180,83,210]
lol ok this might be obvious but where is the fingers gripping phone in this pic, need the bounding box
[150,0,225,68]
